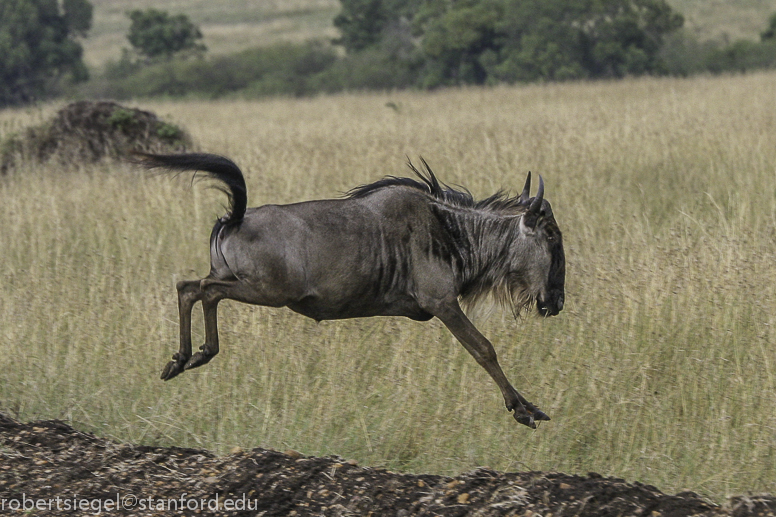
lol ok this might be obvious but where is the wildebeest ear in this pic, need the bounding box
[518,171,531,205]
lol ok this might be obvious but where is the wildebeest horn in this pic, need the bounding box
[519,172,532,205]
[529,175,544,214]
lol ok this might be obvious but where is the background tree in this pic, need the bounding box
[0,0,92,107]
[420,0,684,85]
[126,9,206,60]
[761,12,776,41]
[332,0,684,87]
[63,0,93,37]
[334,0,417,52]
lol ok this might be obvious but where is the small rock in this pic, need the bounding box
[457,493,470,504]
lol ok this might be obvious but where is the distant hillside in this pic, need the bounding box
[82,0,339,68]
[669,0,776,42]
[81,0,776,69]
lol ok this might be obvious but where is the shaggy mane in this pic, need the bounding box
[348,158,555,318]
[347,158,527,214]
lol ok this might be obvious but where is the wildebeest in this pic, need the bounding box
[136,153,565,428]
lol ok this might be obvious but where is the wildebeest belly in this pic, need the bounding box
[286,293,433,322]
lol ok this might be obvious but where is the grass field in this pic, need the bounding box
[1,72,776,500]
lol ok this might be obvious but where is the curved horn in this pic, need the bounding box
[518,171,532,205]
[529,175,544,214]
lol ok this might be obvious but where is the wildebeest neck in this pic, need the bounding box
[430,204,529,313]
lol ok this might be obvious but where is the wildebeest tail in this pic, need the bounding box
[133,152,247,224]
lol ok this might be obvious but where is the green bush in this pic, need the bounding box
[704,39,776,73]
[313,46,424,92]
[91,42,338,100]
[660,29,776,76]
[126,8,206,60]
[659,31,715,76]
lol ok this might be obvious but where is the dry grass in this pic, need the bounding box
[2,72,776,500]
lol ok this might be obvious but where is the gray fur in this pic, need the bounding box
[136,153,565,428]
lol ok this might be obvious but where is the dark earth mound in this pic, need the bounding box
[1,101,192,173]
[2,414,775,516]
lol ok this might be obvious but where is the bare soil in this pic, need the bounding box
[1,414,775,516]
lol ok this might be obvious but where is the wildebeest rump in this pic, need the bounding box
[136,153,565,428]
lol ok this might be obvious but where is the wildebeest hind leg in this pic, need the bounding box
[181,278,233,372]
[161,279,203,381]
[182,278,291,372]
[183,295,220,371]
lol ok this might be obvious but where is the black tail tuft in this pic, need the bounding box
[133,152,247,223]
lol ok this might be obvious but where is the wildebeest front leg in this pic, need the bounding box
[434,302,550,428]
[162,279,203,381]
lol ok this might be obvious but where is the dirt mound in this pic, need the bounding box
[1,101,192,173]
[2,414,774,516]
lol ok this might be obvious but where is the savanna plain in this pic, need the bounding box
[1,72,775,502]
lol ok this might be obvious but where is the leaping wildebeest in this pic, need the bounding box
[136,153,565,428]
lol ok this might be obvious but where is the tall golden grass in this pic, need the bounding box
[1,72,776,499]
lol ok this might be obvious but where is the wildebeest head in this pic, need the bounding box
[349,159,565,319]
[513,172,565,317]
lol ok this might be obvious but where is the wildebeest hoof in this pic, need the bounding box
[514,412,537,429]
[184,351,213,370]
[161,355,188,381]
[532,408,551,421]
